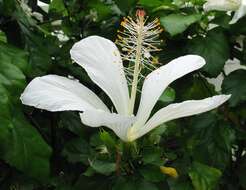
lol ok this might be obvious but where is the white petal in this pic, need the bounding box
[20,75,109,112]
[80,110,136,141]
[70,36,129,115]
[203,0,240,11]
[135,55,205,129]
[129,95,231,141]
[230,0,246,24]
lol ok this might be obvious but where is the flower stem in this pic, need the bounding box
[128,20,144,115]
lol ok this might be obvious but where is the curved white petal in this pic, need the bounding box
[230,0,246,24]
[70,36,129,115]
[203,0,240,11]
[128,95,231,141]
[135,55,205,129]
[20,75,109,112]
[80,110,136,141]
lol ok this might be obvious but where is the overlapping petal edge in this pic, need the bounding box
[20,36,231,142]
[203,0,246,24]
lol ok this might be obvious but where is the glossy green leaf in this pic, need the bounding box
[188,113,235,170]
[186,30,230,77]
[49,0,68,16]
[189,162,222,190]
[222,69,246,107]
[160,14,201,36]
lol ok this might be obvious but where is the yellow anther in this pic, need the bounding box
[121,21,125,26]
[152,56,159,65]
[160,166,178,178]
[117,35,123,40]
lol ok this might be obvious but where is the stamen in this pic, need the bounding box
[116,10,163,77]
[116,9,163,114]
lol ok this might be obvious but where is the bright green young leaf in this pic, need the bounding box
[222,69,246,107]
[160,14,202,36]
[189,162,222,190]
[49,0,68,16]
[0,31,7,42]
[159,87,175,103]
[100,130,116,150]
[88,0,113,22]
[186,30,230,77]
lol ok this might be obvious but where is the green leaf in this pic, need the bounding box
[160,14,201,36]
[0,110,52,180]
[139,165,164,182]
[149,124,168,144]
[99,130,116,150]
[49,0,68,16]
[168,178,193,190]
[188,113,235,170]
[0,42,27,96]
[222,69,246,107]
[113,177,136,190]
[89,160,116,175]
[189,162,222,190]
[113,178,158,190]
[142,147,162,165]
[114,0,136,12]
[0,31,7,43]
[62,138,90,164]
[136,180,158,190]
[59,112,86,137]
[187,30,230,77]
[138,0,163,8]
[88,0,113,22]
[176,76,216,101]
[14,6,56,77]
[0,0,16,16]
[186,29,230,77]
[75,175,111,190]
[238,155,246,189]
[0,42,51,180]
[159,87,175,103]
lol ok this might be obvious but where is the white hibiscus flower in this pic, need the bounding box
[20,11,230,142]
